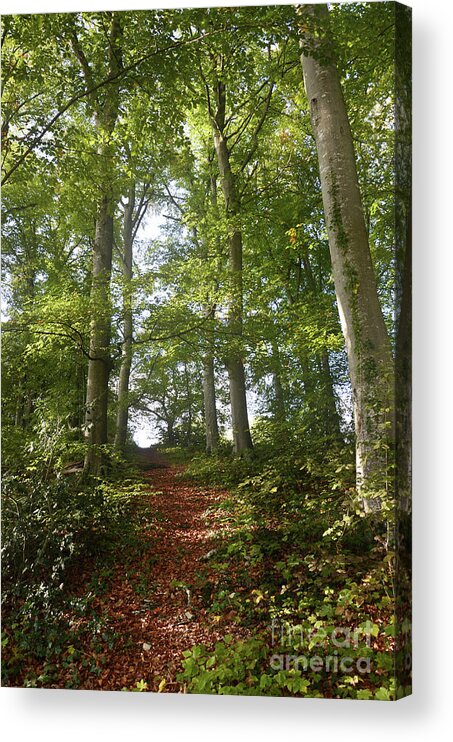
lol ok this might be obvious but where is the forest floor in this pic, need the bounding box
[11,448,248,692]
[3,447,410,698]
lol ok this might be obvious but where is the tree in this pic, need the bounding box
[207,71,255,455]
[66,12,124,474]
[191,10,284,454]
[299,4,394,505]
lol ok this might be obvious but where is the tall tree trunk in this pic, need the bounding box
[84,195,114,472]
[82,13,123,475]
[299,4,394,505]
[184,362,193,445]
[167,418,176,446]
[114,184,135,452]
[14,388,24,428]
[202,173,221,454]
[210,80,253,454]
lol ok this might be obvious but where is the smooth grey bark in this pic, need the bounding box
[201,174,220,453]
[228,358,253,454]
[114,184,135,452]
[83,195,114,472]
[14,386,24,428]
[80,14,123,474]
[210,80,253,454]
[299,4,394,503]
[183,362,193,444]
[273,370,286,423]
[203,352,220,453]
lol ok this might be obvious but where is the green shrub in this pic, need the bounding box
[178,635,313,696]
[1,469,148,685]
[1,472,144,607]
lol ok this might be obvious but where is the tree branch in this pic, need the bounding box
[2,25,235,186]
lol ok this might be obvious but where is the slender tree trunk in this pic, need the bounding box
[210,81,253,454]
[228,358,253,453]
[167,419,176,445]
[202,173,221,453]
[299,4,394,505]
[184,362,193,445]
[203,353,219,453]
[14,382,24,428]
[23,391,34,428]
[84,195,114,472]
[114,184,135,452]
[82,13,123,475]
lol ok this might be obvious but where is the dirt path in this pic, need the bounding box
[73,451,246,692]
[135,445,171,470]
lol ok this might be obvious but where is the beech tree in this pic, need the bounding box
[65,12,124,474]
[299,4,394,505]
[205,68,256,454]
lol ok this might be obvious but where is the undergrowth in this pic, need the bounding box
[177,425,411,700]
[1,458,154,687]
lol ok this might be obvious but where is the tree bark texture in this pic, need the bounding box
[299,4,394,503]
[210,79,253,454]
[84,195,114,471]
[114,184,135,452]
[201,174,220,453]
[83,13,123,474]
[202,353,220,453]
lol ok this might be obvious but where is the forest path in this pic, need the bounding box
[73,450,246,692]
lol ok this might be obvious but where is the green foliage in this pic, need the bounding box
[178,625,409,700]
[1,3,410,699]
[1,466,150,684]
[178,412,409,700]
[178,635,313,697]
[1,472,145,601]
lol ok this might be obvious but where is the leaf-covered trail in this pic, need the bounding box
[73,450,246,692]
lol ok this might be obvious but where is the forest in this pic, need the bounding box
[1,3,411,699]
